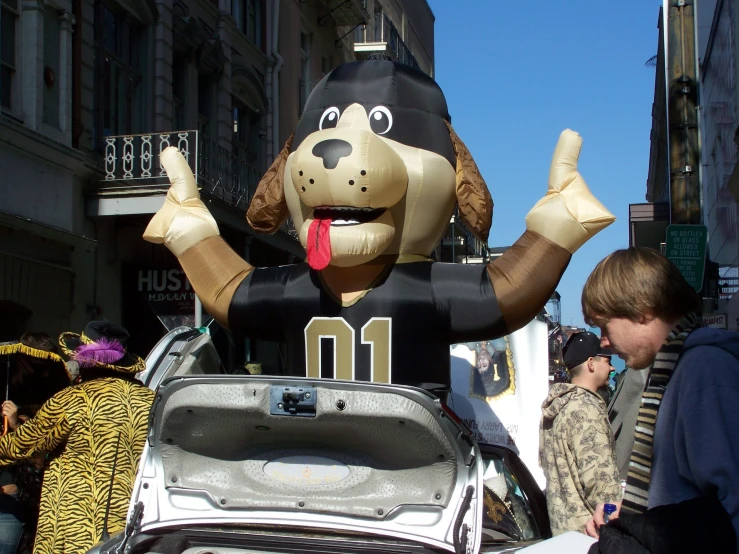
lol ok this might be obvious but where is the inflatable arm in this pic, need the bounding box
[446,125,615,333]
[143,136,295,328]
[142,148,252,328]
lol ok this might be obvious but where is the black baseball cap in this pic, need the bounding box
[563,331,613,369]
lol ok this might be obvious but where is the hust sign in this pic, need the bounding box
[137,269,195,315]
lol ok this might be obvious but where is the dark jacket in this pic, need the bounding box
[587,496,735,554]
[647,328,739,544]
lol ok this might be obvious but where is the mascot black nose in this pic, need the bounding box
[312,139,353,170]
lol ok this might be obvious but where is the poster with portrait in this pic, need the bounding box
[449,318,549,488]
[466,337,515,401]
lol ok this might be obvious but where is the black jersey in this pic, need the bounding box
[229,261,507,389]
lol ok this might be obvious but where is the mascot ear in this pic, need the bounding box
[444,121,493,243]
[246,133,295,233]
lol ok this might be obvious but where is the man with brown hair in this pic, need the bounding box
[539,331,621,535]
[581,247,739,551]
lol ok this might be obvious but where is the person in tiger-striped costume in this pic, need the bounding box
[0,320,155,554]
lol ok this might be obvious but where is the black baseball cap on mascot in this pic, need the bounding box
[293,59,456,168]
[563,331,613,369]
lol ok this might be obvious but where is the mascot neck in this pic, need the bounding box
[319,264,389,303]
[317,254,430,303]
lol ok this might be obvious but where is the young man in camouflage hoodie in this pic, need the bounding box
[539,331,622,535]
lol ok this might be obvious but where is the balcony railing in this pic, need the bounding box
[101,130,297,238]
[462,227,488,259]
[354,13,421,72]
[439,210,489,263]
[719,276,739,299]
[455,207,489,260]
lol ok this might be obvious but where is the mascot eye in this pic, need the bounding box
[368,106,393,135]
[319,107,341,130]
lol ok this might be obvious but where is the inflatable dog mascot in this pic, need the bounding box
[144,60,614,390]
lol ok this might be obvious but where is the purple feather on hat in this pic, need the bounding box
[74,338,126,368]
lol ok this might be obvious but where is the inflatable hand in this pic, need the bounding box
[525,130,615,253]
[143,147,220,257]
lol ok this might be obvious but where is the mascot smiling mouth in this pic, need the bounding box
[299,207,396,270]
[302,207,390,270]
[313,207,387,226]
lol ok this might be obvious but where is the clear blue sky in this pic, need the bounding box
[428,0,661,329]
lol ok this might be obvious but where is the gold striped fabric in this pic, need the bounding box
[0,342,64,363]
[0,377,154,554]
[621,313,701,514]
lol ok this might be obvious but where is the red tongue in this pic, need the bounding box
[306,217,332,270]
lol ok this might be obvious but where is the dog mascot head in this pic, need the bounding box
[247,60,491,269]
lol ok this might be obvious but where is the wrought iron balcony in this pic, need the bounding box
[100,130,297,238]
[354,12,421,72]
[719,274,739,300]
[440,210,490,263]
[463,228,489,259]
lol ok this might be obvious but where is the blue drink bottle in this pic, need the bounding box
[603,503,618,524]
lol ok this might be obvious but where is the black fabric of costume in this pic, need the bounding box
[229,262,506,389]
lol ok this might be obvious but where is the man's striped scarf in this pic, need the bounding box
[621,313,702,514]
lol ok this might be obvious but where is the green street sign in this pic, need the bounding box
[665,224,708,292]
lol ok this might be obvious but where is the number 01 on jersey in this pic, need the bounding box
[304,317,392,383]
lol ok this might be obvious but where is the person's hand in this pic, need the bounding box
[2,400,19,430]
[585,501,622,537]
[0,484,18,495]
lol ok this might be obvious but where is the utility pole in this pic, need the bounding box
[663,0,715,307]
[665,0,701,224]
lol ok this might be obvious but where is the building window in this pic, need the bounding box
[232,100,262,200]
[373,5,383,42]
[43,8,61,127]
[299,32,310,115]
[173,94,183,130]
[93,2,146,143]
[321,55,332,76]
[354,23,366,44]
[232,0,241,32]
[0,0,18,111]
[172,56,186,130]
[232,0,262,48]
[232,101,260,160]
[198,76,214,137]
